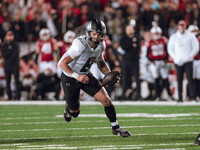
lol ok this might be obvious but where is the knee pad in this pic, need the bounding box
[71,111,80,118]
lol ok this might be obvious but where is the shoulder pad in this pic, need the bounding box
[76,36,88,49]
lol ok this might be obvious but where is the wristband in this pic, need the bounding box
[71,72,79,79]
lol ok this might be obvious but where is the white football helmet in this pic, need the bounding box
[63,30,76,43]
[187,25,199,35]
[39,28,51,41]
[150,26,162,40]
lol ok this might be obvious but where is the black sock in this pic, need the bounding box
[112,125,120,130]
[104,104,117,123]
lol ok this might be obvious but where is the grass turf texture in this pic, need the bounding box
[0,104,199,149]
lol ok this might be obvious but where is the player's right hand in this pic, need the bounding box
[77,75,89,84]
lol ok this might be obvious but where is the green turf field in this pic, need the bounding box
[0,101,200,149]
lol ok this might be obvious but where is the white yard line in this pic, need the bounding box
[62,113,200,118]
[0,124,200,132]
[0,143,189,150]
[0,142,193,150]
[0,132,199,141]
[1,117,200,125]
[0,112,50,116]
[0,113,199,120]
[0,135,195,150]
[0,101,200,106]
[0,116,56,120]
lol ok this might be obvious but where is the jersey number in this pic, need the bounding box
[80,57,96,72]
[41,43,52,54]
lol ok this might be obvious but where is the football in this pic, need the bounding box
[102,71,121,87]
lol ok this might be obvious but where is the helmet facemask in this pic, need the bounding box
[86,19,107,46]
[152,33,161,41]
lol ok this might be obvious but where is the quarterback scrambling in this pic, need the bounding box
[58,19,131,137]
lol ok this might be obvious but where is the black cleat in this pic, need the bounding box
[64,111,71,122]
[112,127,131,137]
[194,133,200,145]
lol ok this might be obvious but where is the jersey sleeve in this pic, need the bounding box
[66,38,84,59]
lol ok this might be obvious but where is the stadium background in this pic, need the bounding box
[1,0,198,101]
[0,0,200,149]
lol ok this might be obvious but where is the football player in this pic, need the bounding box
[194,133,200,145]
[140,30,155,100]
[57,30,76,78]
[35,28,58,74]
[187,25,200,101]
[58,19,131,137]
[61,30,76,57]
[147,25,173,101]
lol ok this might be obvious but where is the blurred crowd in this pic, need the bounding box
[0,0,200,101]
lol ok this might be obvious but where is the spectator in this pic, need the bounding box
[75,4,90,27]
[158,0,169,36]
[1,31,20,100]
[120,24,142,100]
[27,11,46,41]
[168,20,199,102]
[189,1,200,27]
[166,0,183,26]
[41,2,58,38]
[127,1,141,32]
[86,0,102,20]
[0,10,11,39]
[58,1,77,32]
[168,19,177,37]
[36,67,61,100]
[8,0,20,18]
[141,1,154,30]
[47,6,59,38]
[11,12,26,41]
[108,9,125,42]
